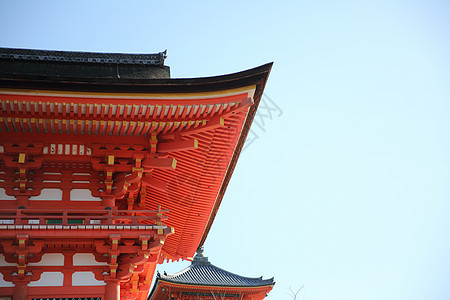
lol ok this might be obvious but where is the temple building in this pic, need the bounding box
[0,48,273,300]
[148,248,274,300]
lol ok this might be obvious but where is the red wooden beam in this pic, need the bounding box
[142,157,177,170]
[157,138,198,153]
[142,175,168,192]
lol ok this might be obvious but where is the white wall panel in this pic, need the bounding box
[0,273,14,287]
[72,272,106,286]
[28,253,64,266]
[29,188,62,201]
[28,272,63,286]
[0,254,15,266]
[73,253,107,266]
[0,188,16,200]
[70,189,101,201]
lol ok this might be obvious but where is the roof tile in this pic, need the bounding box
[158,248,274,287]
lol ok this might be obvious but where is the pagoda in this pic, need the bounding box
[148,248,274,300]
[0,48,272,300]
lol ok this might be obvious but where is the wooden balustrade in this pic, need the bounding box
[0,208,168,226]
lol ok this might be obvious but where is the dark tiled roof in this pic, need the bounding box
[0,47,166,65]
[157,249,275,287]
[0,47,170,79]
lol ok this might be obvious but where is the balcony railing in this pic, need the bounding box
[0,208,168,226]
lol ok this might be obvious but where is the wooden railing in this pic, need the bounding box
[0,208,168,226]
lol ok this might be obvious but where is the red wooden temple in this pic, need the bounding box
[148,248,274,300]
[0,48,272,300]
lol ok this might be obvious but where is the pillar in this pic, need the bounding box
[13,281,27,300]
[62,250,75,286]
[105,280,120,300]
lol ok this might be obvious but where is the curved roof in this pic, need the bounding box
[157,249,275,287]
[0,49,272,261]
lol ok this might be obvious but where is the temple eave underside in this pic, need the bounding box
[0,60,272,299]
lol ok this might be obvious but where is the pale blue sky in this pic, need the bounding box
[1,1,450,299]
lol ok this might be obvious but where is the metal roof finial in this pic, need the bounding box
[193,246,209,265]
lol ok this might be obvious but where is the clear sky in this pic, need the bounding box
[1,1,450,299]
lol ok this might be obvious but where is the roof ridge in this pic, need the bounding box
[158,252,275,287]
[0,47,167,66]
[199,262,270,281]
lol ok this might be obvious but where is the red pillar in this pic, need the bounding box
[105,280,120,300]
[13,282,27,300]
[62,250,75,286]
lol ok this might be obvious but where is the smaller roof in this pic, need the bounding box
[157,248,275,287]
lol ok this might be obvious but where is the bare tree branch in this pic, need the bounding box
[287,285,304,300]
